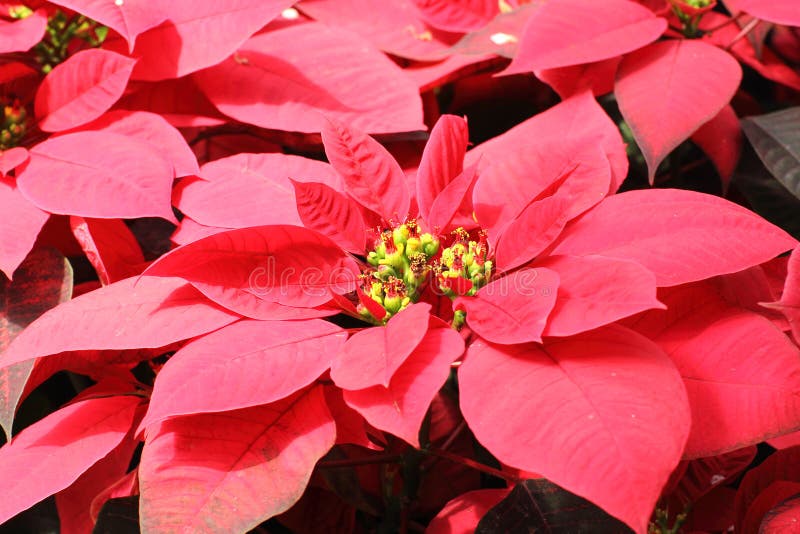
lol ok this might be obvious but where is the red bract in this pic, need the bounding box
[0,1,799,531]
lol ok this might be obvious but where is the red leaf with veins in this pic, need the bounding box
[0,395,141,525]
[34,49,136,132]
[0,147,28,176]
[193,22,424,134]
[766,245,800,343]
[410,0,499,33]
[0,8,47,54]
[117,77,227,127]
[459,326,690,533]
[47,0,167,50]
[56,431,141,534]
[494,196,570,271]
[139,319,347,430]
[726,0,800,26]
[615,39,742,182]
[322,117,410,222]
[175,153,340,231]
[426,488,511,534]
[75,110,199,178]
[0,178,49,279]
[733,446,800,531]
[70,217,146,285]
[18,132,175,221]
[298,0,461,61]
[456,267,559,345]
[292,180,367,255]
[0,276,239,369]
[467,92,628,195]
[427,163,479,233]
[139,386,335,533]
[551,189,797,287]
[537,57,621,99]
[537,254,663,337]
[690,105,742,191]
[343,323,464,447]
[504,0,666,73]
[331,302,432,390]
[474,141,610,243]
[625,282,800,458]
[143,225,359,311]
[119,0,295,81]
[416,115,469,225]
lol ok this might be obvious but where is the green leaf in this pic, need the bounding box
[0,248,73,440]
[741,107,800,200]
[476,478,633,533]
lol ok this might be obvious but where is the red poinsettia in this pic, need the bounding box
[1,89,799,532]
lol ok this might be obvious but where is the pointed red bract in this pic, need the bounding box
[56,433,140,534]
[0,178,49,279]
[0,276,239,368]
[117,77,227,127]
[427,164,479,233]
[0,395,140,525]
[733,446,800,531]
[70,217,145,285]
[34,49,136,132]
[615,39,742,181]
[627,282,800,458]
[194,22,425,134]
[456,267,559,344]
[769,246,800,342]
[331,303,432,390]
[123,0,295,80]
[322,117,410,222]
[175,153,339,231]
[140,319,346,429]
[504,0,666,73]
[0,147,28,176]
[416,115,469,224]
[143,225,359,312]
[551,189,797,286]
[18,132,175,221]
[298,0,460,61]
[494,196,570,271]
[537,255,663,337]
[76,110,199,178]
[727,0,800,26]
[690,105,742,191]
[426,488,511,534]
[537,57,621,99]
[47,0,168,50]
[343,324,464,447]
[410,0,499,32]
[474,141,610,243]
[0,9,47,54]
[459,326,691,533]
[467,92,628,195]
[292,180,366,254]
[139,387,335,533]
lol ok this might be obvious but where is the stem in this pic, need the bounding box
[439,420,467,452]
[424,447,520,483]
[705,12,744,33]
[725,17,761,51]
[317,453,404,469]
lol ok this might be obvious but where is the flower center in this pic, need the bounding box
[357,220,440,323]
[356,223,495,324]
[434,229,492,298]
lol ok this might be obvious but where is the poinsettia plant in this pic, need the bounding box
[0,0,800,533]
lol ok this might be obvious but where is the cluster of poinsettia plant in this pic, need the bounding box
[1,0,800,532]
